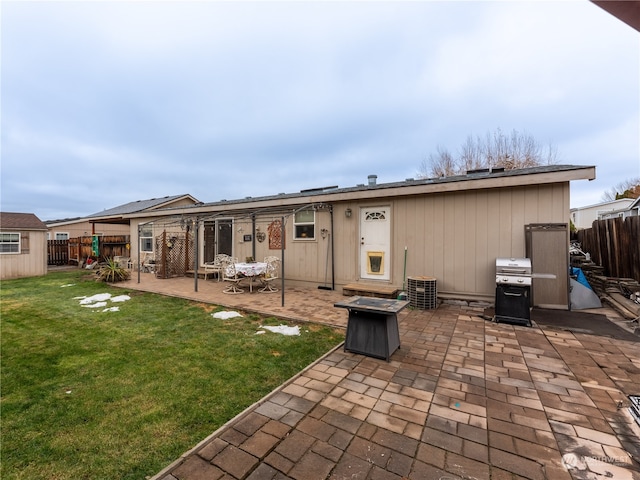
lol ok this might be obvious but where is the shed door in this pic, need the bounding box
[360,206,391,281]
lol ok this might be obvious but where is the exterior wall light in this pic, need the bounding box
[345,208,352,218]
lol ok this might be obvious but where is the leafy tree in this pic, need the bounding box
[601,178,640,201]
[418,128,558,178]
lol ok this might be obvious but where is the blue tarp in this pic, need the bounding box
[570,267,601,309]
[571,267,593,290]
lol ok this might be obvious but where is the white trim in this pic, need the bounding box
[0,232,21,254]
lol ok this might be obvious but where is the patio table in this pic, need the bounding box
[232,262,268,293]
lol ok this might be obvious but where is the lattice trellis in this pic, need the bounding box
[154,230,194,279]
[268,220,284,250]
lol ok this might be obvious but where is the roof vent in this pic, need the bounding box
[368,175,377,187]
[466,168,490,175]
[300,185,339,194]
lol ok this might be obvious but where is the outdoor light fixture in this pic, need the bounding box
[345,208,352,218]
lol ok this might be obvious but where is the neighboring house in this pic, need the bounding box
[125,164,594,305]
[627,197,640,217]
[0,212,48,280]
[599,197,640,221]
[570,198,634,230]
[46,194,200,240]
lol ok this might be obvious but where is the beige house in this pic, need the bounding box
[125,165,594,305]
[0,212,48,279]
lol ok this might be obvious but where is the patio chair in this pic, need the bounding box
[222,259,244,294]
[139,253,156,273]
[211,254,232,281]
[114,256,131,269]
[142,259,156,273]
[202,262,218,280]
[259,257,281,293]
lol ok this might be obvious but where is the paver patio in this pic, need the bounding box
[119,274,640,480]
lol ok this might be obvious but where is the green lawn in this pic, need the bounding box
[1,270,344,480]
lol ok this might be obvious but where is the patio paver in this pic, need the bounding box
[117,274,640,480]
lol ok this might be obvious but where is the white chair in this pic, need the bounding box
[259,257,281,293]
[211,254,232,281]
[202,262,218,280]
[222,259,244,294]
[139,253,156,273]
[114,256,131,269]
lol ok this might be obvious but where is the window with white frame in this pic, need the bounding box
[140,224,154,252]
[294,210,315,240]
[55,232,69,240]
[0,232,20,253]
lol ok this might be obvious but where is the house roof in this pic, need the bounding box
[0,212,48,230]
[45,194,201,227]
[202,163,595,206]
[85,194,199,219]
[127,164,596,220]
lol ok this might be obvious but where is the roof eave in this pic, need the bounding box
[124,166,596,219]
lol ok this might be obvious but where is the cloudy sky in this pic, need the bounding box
[2,1,638,221]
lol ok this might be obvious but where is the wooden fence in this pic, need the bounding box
[576,216,640,282]
[64,235,131,265]
[48,240,69,265]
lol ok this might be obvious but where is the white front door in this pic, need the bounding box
[359,206,391,281]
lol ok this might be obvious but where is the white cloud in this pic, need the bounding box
[1,1,638,218]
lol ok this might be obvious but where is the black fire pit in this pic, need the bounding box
[334,296,409,361]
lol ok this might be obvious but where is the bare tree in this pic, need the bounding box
[417,128,558,179]
[419,146,457,178]
[459,135,484,172]
[601,178,640,201]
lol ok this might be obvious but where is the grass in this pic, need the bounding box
[1,270,344,480]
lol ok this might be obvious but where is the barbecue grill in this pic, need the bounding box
[494,258,532,326]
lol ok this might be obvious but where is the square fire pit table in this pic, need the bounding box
[334,296,409,361]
